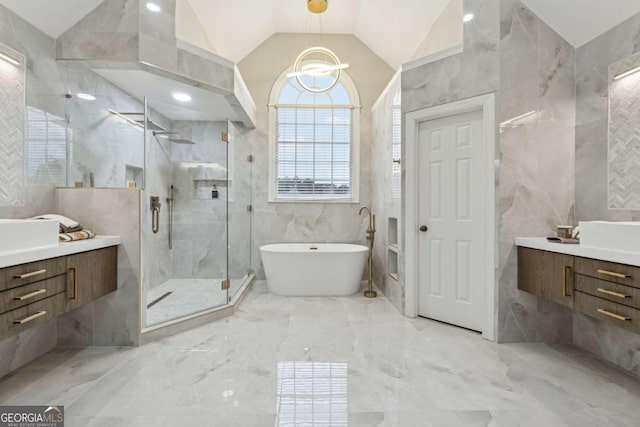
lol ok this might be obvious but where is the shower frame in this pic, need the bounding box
[139,104,254,336]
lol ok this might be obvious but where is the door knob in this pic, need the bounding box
[420,225,428,232]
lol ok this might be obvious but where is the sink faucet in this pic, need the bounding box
[359,206,377,298]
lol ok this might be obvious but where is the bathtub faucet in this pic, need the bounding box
[359,206,377,298]
[358,206,376,241]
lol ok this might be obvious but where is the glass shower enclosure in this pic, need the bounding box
[141,97,253,328]
[30,92,253,330]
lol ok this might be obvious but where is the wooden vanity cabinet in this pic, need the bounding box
[66,247,117,311]
[0,246,118,340]
[517,247,574,308]
[518,245,640,333]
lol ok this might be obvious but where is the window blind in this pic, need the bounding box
[275,106,353,200]
[26,106,68,187]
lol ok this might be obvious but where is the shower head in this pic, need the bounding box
[167,139,196,145]
[152,131,196,145]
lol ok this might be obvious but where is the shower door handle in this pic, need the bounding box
[150,196,161,234]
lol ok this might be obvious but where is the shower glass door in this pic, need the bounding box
[142,95,229,327]
[227,120,253,301]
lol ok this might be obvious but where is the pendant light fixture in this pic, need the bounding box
[290,0,349,93]
[307,0,328,14]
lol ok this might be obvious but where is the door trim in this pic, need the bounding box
[405,93,497,341]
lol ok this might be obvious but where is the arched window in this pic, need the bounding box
[268,69,361,202]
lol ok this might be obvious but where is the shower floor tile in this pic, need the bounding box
[146,278,244,326]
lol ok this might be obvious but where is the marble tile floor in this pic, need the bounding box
[2,282,640,426]
[146,277,246,326]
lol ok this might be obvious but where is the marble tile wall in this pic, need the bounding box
[401,0,500,114]
[238,34,395,279]
[55,188,141,347]
[67,94,146,189]
[371,73,403,312]
[574,10,640,376]
[400,0,500,320]
[142,112,174,298]
[575,12,640,223]
[497,0,575,343]
[400,0,575,344]
[0,4,67,220]
[168,121,230,282]
[0,3,170,376]
[0,43,25,206]
[0,320,56,379]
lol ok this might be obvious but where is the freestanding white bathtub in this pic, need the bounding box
[260,243,368,296]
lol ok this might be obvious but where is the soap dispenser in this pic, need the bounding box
[212,184,219,199]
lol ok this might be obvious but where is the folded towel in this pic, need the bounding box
[61,224,83,233]
[31,214,82,233]
[59,229,96,242]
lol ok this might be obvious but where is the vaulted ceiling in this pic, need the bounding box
[3,0,640,67]
[521,0,640,47]
[187,0,450,69]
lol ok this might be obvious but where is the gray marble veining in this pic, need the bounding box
[574,8,640,375]
[237,33,394,280]
[1,283,640,426]
[371,74,403,313]
[56,188,142,347]
[497,0,576,343]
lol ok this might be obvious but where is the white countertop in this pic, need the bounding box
[0,236,121,269]
[515,237,640,267]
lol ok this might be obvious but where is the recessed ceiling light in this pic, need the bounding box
[463,13,475,23]
[172,92,192,102]
[76,93,96,101]
[146,2,161,12]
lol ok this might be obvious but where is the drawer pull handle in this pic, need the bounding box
[563,265,572,297]
[597,288,631,299]
[13,311,47,325]
[69,267,78,300]
[597,308,631,322]
[13,289,46,301]
[13,269,47,279]
[597,269,632,279]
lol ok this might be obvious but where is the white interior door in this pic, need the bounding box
[417,110,485,332]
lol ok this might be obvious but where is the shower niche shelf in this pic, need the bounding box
[125,164,143,188]
[387,217,399,280]
[193,180,232,201]
[387,247,399,281]
[388,217,398,249]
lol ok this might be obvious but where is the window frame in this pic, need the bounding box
[268,67,361,203]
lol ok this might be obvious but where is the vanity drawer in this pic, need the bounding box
[575,274,640,309]
[0,292,67,339]
[574,291,640,334]
[574,257,640,289]
[0,275,66,315]
[0,257,67,292]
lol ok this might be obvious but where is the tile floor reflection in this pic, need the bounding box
[1,282,640,426]
[276,362,348,426]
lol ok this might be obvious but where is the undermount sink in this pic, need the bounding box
[579,221,640,253]
[0,219,59,254]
